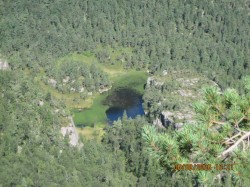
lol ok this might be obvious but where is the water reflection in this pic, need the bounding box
[105,88,144,123]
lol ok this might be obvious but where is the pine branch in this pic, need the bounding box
[248,135,250,148]
[234,116,245,128]
[223,132,241,144]
[235,127,247,133]
[219,131,250,159]
[150,142,160,152]
[213,105,227,120]
[210,120,227,125]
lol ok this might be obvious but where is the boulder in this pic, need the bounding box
[70,87,76,92]
[79,87,85,93]
[153,118,165,128]
[63,76,70,83]
[146,77,154,87]
[0,60,10,70]
[161,111,174,127]
[99,86,111,93]
[174,123,184,130]
[48,78,57,87]
[38,100,44,106]
[146,77,164,87]
[162,70,168,75]
[160,110,195,130]
[60,117,79,147]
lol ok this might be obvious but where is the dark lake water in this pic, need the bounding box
[104,88,144,123]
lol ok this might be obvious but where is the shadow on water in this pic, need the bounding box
[104,88,144,124]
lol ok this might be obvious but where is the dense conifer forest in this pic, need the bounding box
[0,0,249,186]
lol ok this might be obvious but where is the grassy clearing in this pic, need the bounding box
[37,79,94,108]
[72,94,108,126]
[111,71,147,94]
[77,126,105,141]
[59,46,133,77]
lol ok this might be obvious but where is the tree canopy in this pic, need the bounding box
[142,77,250,186]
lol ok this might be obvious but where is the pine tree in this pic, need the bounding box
[142,77,250,186]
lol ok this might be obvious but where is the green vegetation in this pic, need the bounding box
[143,69,216,121]
[143,79,250,186]
[0,0,249,186]
[72,94,108,127]
[0,70,138,187]
[111,71,147,94]
[72,70,147,127]
[77,126,105,141]
[2,0,249,91]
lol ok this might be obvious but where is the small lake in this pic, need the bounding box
[104,88,145,124]
[72,71,147,127]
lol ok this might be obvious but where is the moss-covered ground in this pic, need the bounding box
[72,94,108,127]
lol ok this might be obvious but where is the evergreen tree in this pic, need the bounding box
[142,77,250,186]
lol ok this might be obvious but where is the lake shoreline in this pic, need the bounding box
[72,71,147,128]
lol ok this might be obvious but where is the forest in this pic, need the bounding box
[0,0,249,186]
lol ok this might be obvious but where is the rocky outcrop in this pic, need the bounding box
[145,70,218,130]
[159,110,195,130]
[0,59,10,70]
[162,70,168,76]
[61,117,80,147]
[38,100,44,106]
[63,76,70,84]
[177,89,196,98]
[99,86,112,93]
[146,77,154,87]
[48,78,57,87]
[153,118,165,128]
[79,87,85,93]
[146,77,163,88]
[160,111,174,127]
[70,87,76,92]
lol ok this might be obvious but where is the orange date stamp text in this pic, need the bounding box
[175,164,234,171]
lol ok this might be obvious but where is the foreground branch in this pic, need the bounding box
[223,132,241,144]
[219,131,250,158]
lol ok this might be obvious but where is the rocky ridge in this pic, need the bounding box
[145,70,218,130]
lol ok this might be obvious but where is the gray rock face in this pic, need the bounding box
[162,70,168,76]
[145,70,219,131]
[160,111,174,127]
[79,87,85,93]
[48,78,57,87]
[61,116,79,147]
[174,123,184,130]
[99,86,112,93]
[63,76,70,84]
[177,89,195,98]
[153,118,165,128]
[0,60,10,70]
[70,87,76,92]
[146,77,154,87]
[38,100,44,106]
[146,77,163,88]
[159,110,195,130]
